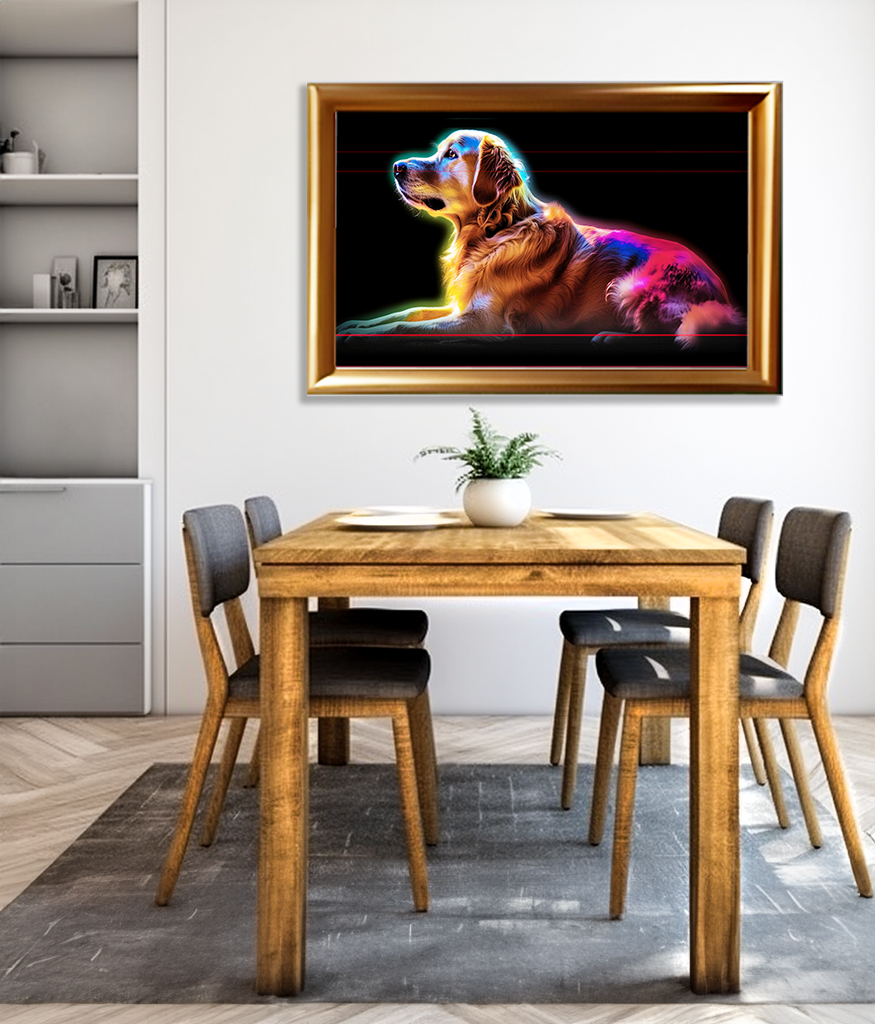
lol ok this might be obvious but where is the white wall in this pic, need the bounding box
[162,0,875,715]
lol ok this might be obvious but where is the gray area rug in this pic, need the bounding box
[1,761,873,1004]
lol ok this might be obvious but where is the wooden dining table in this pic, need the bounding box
[253,508,745,997]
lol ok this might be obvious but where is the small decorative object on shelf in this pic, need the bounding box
[32,273,52,308]
[416,407,560,526]
[52,256,78,308]
[0,127,20,152]
[1,129,43,174]
[93,255,137,309]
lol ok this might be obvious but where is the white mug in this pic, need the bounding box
[3,151,37,174]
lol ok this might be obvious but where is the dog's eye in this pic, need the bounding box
[445,149,458,161]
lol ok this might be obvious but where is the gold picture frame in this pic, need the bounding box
[308,82,781,394]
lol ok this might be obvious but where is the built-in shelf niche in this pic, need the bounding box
[0,0,139,479]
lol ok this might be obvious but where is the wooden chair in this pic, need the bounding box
[154,504,439,912]
[591,506,872,918]
[244,494,432,775]
[551,496,775,809]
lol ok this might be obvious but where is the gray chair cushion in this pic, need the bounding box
[244,495,283,547]
[229,646,431,703]
[311,608,429,647]
[183,505,250,616]
[559,608,691,648]
[227,653,260,703]
[776,507,851,617]
[595,647,804,702]
[718,497,773,583]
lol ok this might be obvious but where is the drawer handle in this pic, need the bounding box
[0,485,67,493]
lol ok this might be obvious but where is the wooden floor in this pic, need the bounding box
[2,713,874,1024]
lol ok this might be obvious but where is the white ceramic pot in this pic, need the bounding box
[2,151,37,174]
[462,478,531,527]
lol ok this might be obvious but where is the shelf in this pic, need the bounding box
[0,174,137,206]
[0,308,137,324]
[0,1,137,59]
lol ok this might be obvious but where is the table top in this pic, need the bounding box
[253,510,746,567]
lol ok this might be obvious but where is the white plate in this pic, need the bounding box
[539,508,636,520]
[336,513,451,531]
[349,505,454,516]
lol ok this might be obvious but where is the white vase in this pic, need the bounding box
[462,478,531,527]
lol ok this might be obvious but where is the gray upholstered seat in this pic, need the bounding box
[595,648,803,702]
[229,647,430,703]
[590,506,872,918]
[310,608,428,646]
[551,496,775,808]
[559,608,690,648]
[245,495,429,647]
[155,503,439,913]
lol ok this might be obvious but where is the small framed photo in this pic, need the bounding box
[92,255,138,309]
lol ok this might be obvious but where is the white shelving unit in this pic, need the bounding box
[0,0,154,715]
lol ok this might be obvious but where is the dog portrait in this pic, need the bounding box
[308,84,782,393]
[338,127,745,354]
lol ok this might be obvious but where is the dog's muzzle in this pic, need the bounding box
[394,160,445,211]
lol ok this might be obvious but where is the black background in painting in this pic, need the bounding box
[334,110,749,368]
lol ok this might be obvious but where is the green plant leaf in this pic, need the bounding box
[415,408,560,490]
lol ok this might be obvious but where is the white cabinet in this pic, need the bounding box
[0,480,151,714]
[0,2,154,714]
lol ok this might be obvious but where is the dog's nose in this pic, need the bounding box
[393,160,408,178]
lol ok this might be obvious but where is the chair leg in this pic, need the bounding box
[588,692,622,845]
[808,704,873,897]
[155,704,224,906]
[408,690,440,845]
[245,726,261,788]
[391,708,430,911]
[560,645,590,810]
[778,719,822,849]
[741,717,768,786]
[550,639,577,765]
[199,717,247,847]
[754,718,790,828]
[609,706,643,920]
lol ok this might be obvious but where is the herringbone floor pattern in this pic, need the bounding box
[2,714,874,1024]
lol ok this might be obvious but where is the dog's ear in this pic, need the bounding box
[472,136,523,206]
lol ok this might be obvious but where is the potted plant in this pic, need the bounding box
[416,408,560,526]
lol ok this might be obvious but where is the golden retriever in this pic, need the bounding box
[337,130,744,349]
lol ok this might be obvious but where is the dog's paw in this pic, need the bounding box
[336,319,375,333]
[336,322,401,337]
[591,332,630,345]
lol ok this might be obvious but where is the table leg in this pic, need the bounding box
[317,597,351,765]
[689,594,740,994]
[257,595,309,996]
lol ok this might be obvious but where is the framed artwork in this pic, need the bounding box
[308,82,781,395]
[92,255,138,310]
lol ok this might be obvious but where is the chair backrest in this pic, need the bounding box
[184,505,251,615]
[182,504,256,694]
[717,496,774,650]
[768,507,851,697]
[718,497,773,583]
[244,495,282,548]
[775,507,851,617]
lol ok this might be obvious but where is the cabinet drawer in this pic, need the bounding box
[0,564,143,643]
[0,645,145,715]
[0,482,144,563]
